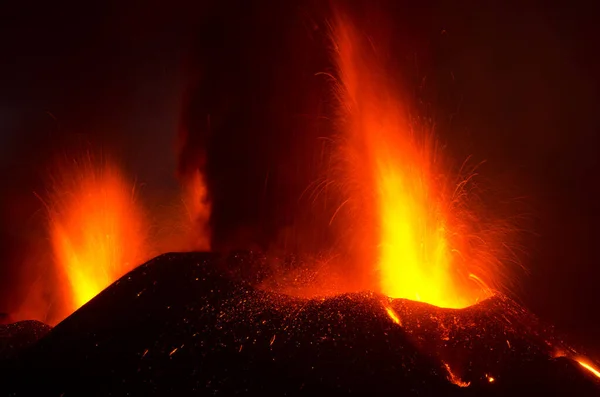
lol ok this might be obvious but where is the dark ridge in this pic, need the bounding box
[2,252,599,396]
[0,320,51,361]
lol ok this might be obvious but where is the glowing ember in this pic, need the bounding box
[332,12,493,308]
[578,360,600,379]
[443,362,470,387]
[45,154,150,319]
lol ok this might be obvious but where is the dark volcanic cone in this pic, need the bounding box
[3,253,599,396]
[0,320,51,361]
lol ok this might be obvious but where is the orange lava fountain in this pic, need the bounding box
[46,154,150,319]
[332,13,493,308]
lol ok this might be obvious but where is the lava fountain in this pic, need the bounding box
[3,5,600,394]
[332,12,496,308]
[44,153,151,319]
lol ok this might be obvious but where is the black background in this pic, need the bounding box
[1,0,599,358]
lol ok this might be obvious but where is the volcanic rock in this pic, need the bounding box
[2,252,599,396]
[0,320,51,361]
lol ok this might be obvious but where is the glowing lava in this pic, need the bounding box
[578,360,600,379]
[384,304,402,325]
[46,154,150,319]
[443,362,471,388]
[332,12,492,308]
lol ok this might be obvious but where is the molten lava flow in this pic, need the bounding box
[443,362,471,388]
[578,360,600,379]
[384,305,402,325]
[46,154,150,318]
[332,13,492,308]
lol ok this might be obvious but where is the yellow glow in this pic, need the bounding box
[48,156,149,316]
[377,158,464,307]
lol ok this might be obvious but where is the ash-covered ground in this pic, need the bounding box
[1,252,599,396]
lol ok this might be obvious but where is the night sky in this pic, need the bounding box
[1,0,599,357]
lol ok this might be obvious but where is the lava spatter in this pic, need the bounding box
[4,253,598,396]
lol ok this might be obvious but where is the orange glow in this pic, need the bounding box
[46,154,150,319]
[443,362,471,388]
[180,169,211,251]
[578,360,600,379]
[486,374,495,383]
[332,13,493,308]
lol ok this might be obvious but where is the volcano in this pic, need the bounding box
[2,252,598,396]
